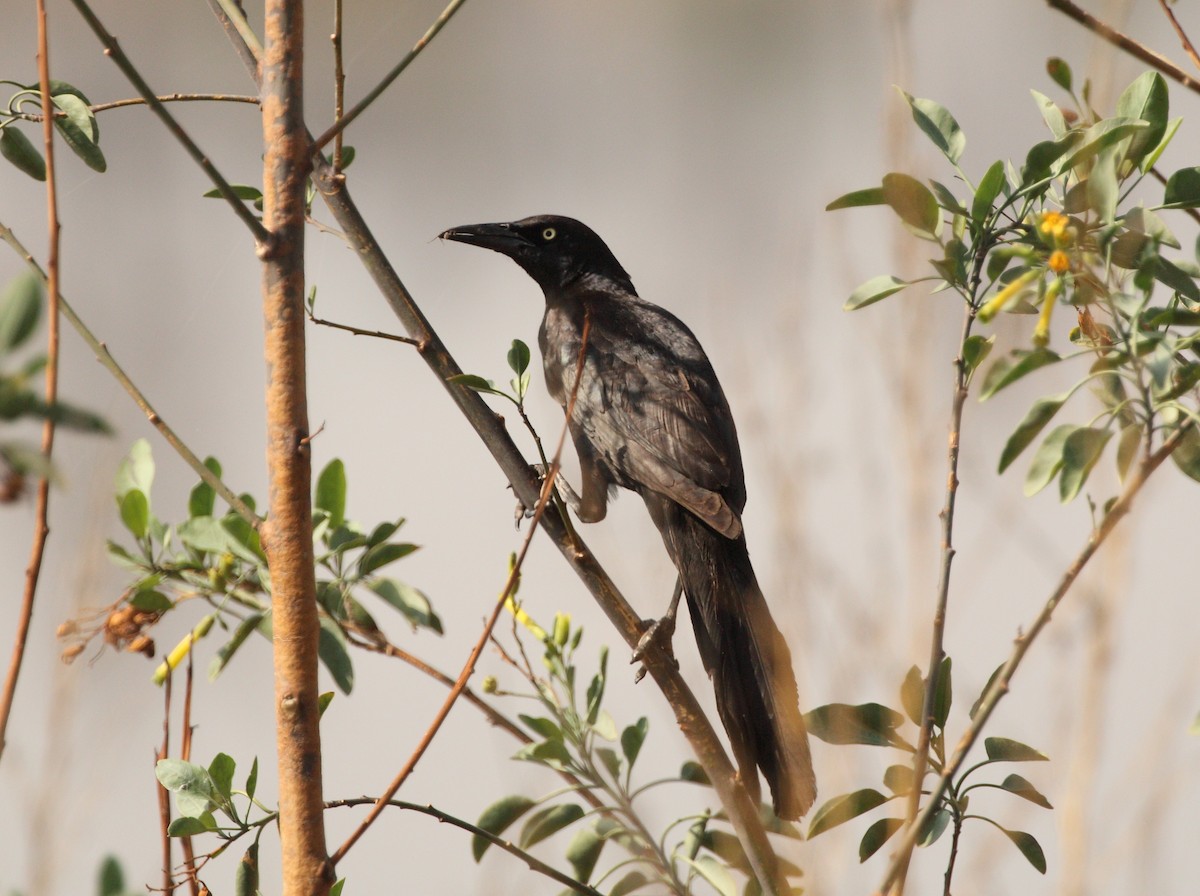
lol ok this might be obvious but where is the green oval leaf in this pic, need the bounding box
[999,773,1053,809]
[999,394,1067,474]
[368,578,441,633]
[0,271,43,352]
[900,90,966,164]
[999,826,1048,874]
[980,348,1062,400]
[119,489,150,538]
[609,870,651,896]
[917,806,951,847]
[984,736,1049,762]
[1163,166,1200,208]
[882,172,940,238]
[844,274,908,311]
[52,94,106,172]
[357,541,418,576]
[971,160,1007,224]
[683,856,737,896]
[1024,424,1077,497]
[507,339,530,376]
[806,702,908,748]
[932,655,952,730]
[808,788,890,837]
[1046,57,1072,91]
[1116,71,1168,167]
[900,665,923,726]
[565,822,606,883]
[621,716,649,768]
[825,186,886,211]
[472,795,535,861]
[0,127,47,181]
[155,758,215,817]
[315,458,346,529]
[1059,426,1113,502]
[859,817,904,862]
[883,764,914,796]
[680,760,711,785]
[518,802,585,849]
[317,613,354,694]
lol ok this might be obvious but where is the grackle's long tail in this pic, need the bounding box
[645,494,816,820]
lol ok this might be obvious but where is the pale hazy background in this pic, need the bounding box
[2,2,1197,894]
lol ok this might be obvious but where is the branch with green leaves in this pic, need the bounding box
[829,60,1200,892]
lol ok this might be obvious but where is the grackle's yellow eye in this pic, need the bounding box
[542,227,557,241]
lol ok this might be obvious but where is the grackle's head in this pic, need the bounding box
[439,215,632,294]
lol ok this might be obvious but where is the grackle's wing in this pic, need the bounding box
[570,296,745,538]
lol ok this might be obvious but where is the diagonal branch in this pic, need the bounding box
[326,798,605,896]
[66,0,271,244]
[1046,0,1200,93]
[1157,0,1200,73]
[310,0,469,153]
[0,223,260,528]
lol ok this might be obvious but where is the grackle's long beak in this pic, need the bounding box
[438,222,530,256]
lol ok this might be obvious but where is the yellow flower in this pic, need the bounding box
[978,269,1041,323]
[1038,211,1069,241]
[1032,278,1063,347]
[1048,250,1070,273]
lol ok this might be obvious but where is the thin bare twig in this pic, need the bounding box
[879,426,1188,893]
[307,311,423,346]
[1157,0,1200,73]
[310,0,469,153]
[329,316,591,867]
[331,798,606,896]
[0,223,260,528]
[1046,0,1200,93]
[0,0,61,766]
[14,93,260,121]
[67,0,271,244]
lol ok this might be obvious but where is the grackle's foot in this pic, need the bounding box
[631,611,679,682]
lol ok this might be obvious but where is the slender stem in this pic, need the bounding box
[206,0,262,74]
[180,657,199,896]
[307,311,422,346]
[879,426,1187,893]
[67,0,271,244]
[889,302,975,895]
[0,0,61,767]
[329,317,590,868]
[258,1,331,894]
[1157,0,1200,73]
[332,0,344,169]
[942,802,962,896]
[0,222,260,528]
[157,670,174,894]
[310,0,469,152]
[1046,0,1200,93]
[13,93,260,120]
[323,798,604,896]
